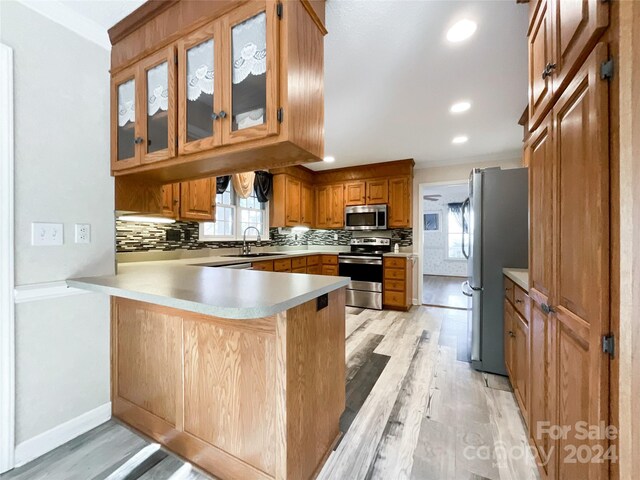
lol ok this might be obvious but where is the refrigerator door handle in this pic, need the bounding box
[461,198,470,259]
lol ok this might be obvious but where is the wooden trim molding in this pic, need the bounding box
[108,0,178,46]
[617,1,640,477]
[0,42,15,475]
[300,0,328,35]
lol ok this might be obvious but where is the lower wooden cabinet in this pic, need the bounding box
[321,254,339,276]
[503,276,530,426]
[383,256,413,311]
[251,255,338,276]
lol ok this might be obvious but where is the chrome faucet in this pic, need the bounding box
[242,226,261,255]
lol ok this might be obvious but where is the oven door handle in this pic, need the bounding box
[338,256,383,265]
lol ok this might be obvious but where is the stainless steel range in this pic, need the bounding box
[338,238,391,310]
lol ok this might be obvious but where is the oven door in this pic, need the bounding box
[338,256,383,287]
[345,207,378,231]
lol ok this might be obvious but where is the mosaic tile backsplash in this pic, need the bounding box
[116,220,412,253]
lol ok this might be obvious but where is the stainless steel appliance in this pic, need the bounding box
[339,238,392,309]
[344,205,388,231]
[461,167,528,375]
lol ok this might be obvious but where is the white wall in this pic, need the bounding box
[410,155,523,302]
[422,186,467,277]
[1,0,113,460]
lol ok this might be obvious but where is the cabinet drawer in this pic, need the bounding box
[384,268,406,280]
[292,267,306,274]
[252,260,274,271]
[383,290,405,307]
[274,258,292,272]
[306,265,321,274]
[384,257,406,269]
[513,286,531,323]
[385,279,405,292]
[321,255,338,265]
[504,277,515,303]
[322,265,338,276]
[306,255,320,266]
[292,257,307,269]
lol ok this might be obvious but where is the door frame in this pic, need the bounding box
[0,42,15,474]
[417,180,467,305]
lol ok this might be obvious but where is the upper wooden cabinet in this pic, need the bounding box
[387,177,411,228]
[527,0,608,130]
[365,179,388,204]
[180,177,216,221]
[270,160,414,230]
[315,185,329,229]
[270,174,316,228]
[344,181,365,206]
[327,184,344,228]
[161,184,180,218]
[109,0,326,182]
[300,183,315,227]
[112,46,178,172]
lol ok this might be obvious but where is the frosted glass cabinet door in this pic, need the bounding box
[178,21,222,154]
[141,46,177,163]
[111,65,140,170]
[223,1,278,144]
[117,79,136,160]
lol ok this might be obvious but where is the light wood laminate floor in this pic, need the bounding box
[422,275,469,310]
[1,307,538,480]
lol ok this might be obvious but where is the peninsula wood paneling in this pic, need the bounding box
[276,288,345,480]
[183,318,277,476]
[114,299,181,426]
[111,292,345,480]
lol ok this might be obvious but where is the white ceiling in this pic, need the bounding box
[40,0,529,171]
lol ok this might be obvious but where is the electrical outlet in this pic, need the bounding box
[75,224,91,244]
[32,223,63,246]
[333,233,338,241]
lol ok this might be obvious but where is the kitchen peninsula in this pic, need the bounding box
[68,263,348,480]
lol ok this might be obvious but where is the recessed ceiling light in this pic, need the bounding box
[452,135,469,144]
[447,19,477,43]
[450,101,471,113]
[323,156,335,163]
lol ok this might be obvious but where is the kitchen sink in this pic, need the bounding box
[219,253,285,258]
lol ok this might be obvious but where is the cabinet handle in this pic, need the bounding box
[508,330,515,338]
[541,303,555,314]
[134,136,144,145]
[219,110,227,119]
[211,112,219,120]
[542,62,557,79]
[515,299,523,304]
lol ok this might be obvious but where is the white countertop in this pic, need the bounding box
[383,252,417,258]
[68,257,349,320]
[503,268,529,291]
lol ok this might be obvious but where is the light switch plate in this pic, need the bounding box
[75,224,91,244]
[31,222,63,246]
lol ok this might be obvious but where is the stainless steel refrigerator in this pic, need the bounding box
[461,167,528,376]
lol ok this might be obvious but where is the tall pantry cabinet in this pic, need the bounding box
[525,0,612,478]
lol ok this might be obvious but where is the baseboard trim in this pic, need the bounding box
[14,281,90,304]
[14,402,111,467]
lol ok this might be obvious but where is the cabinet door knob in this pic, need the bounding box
[134,136,144,145]
[542,62,557,79]
[541,303,555,314]
[211,112,219,120]
[219,110,227,119]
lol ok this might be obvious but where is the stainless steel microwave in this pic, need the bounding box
[344,205,388,231]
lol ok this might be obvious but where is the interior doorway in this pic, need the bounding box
[420,182,468,310]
